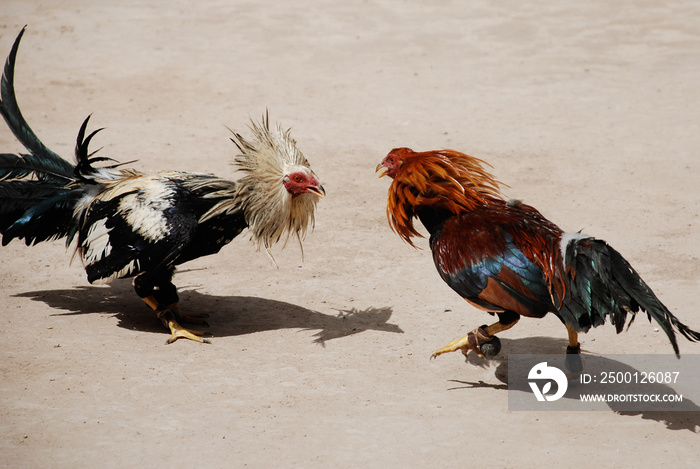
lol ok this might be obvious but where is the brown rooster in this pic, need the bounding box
[377,147,699,364]
[0,28,324,343]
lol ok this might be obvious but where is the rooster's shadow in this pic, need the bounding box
[14,279,402,345]
[448,336,700,433]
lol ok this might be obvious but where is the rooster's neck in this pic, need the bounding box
[416,206,455,236]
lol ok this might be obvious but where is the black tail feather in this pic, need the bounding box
[73,114,132,179]
[0,26,75,179]
[1,186,83,246]
[561,237,700,357]
[1,27,133,248]
[0,27,85,246]
[0,180,67,229]
[609,247,700,355]
[0,151,74,184]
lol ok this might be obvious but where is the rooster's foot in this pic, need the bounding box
[157,308,211,344]
[431,325,500,359]
[141,296,211,343]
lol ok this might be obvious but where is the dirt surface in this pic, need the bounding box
[1,1,699,467]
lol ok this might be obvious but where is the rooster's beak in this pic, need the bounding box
[308,184,326,198]
[376,163,387,178]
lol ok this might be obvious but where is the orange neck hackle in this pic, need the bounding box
[378,147,504,246]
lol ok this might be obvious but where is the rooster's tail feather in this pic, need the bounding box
[0,26,75,181]
[607,245,700,355]
[559,235,700,357]
[0,27,83,246]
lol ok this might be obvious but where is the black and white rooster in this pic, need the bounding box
[0,28,325,343]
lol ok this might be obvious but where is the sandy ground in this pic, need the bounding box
[1,1,700,467]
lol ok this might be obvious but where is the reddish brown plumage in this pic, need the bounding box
[378,147,567,309]
[378,147,503,247]
[377,147,700,357]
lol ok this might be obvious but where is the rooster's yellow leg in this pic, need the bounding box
[141,296,211,344]
[564,324,583,374]
[566,323,580,353]
[431,318,519,359]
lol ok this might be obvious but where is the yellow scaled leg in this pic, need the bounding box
[431,318,519,359]
[565,323,580,352]
[141,296,211,344]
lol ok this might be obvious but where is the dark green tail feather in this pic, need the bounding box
[560,236,700,357]
[608,246,700,356]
